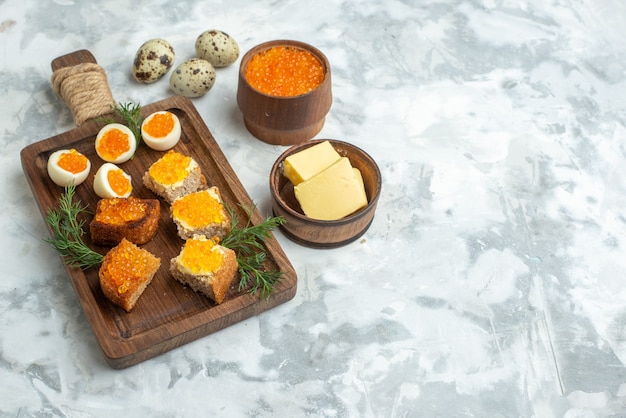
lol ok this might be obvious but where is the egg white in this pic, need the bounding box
[93,163,133,198]
[95,123,137,163]
[141,111,182,151]
[47,149,91,187]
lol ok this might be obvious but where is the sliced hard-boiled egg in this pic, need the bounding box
[95,123,137,164]
[141,110,182,151]
[47,148,91,187]
[93,163,133,198]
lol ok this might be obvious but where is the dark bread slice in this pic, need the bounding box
[99,238,161,312]
[90,197,160,246]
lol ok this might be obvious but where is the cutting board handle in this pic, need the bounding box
[51,49,97,71]
[50,49,116,126]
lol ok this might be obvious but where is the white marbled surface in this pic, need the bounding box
[2,0,626,416]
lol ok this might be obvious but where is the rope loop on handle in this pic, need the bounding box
[51,62,116,126]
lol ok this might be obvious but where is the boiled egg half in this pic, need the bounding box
[93,163,133,198]
[95,123,137,164]
[141,110,182,151]
[47,148,91,187]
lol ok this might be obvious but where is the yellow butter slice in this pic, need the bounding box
[283,140,342,186]
[294,157,368,220]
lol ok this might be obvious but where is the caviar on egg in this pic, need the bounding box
[95,123,137,164]
[47,148,91,187]
[141,111,182,151]
[93,163,133,198]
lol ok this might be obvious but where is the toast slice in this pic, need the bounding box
[90,197,160,246]
[99,238,161,312]
[169,235,238,304]
[143,150,206,204]
[170,186,231,241]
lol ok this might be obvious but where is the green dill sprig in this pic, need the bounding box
[236,252,285,299]
[44,184,104,270]
[43,186,286,299]
[221,204,286,299]
[113,102,143,145]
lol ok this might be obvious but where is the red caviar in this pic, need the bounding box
[107,169,133,196]
[99,238,160,295]
[97,127,131,161]
[57,149,89,174]
[94,198,146,225]
[245,46,325,97]
[179,236,224,274]
[148,150,192,185]
[143,112,175,138]
[171,189,226,228]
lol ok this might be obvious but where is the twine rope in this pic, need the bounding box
[51,62,116,126]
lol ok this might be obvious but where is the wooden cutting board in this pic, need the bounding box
[20,50,297,369]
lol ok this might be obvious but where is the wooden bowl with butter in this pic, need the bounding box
[269,139,382,248]
[236,40,332,146]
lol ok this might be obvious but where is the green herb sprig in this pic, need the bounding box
[44,187,287,299]
[44,184,104,269]
[221,204,286,299]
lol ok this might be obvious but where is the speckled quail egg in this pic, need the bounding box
[93,163,133,198]
[95,123,137,164]
[195,30,239,67]
[141,110,182,151]
[169,58,216,98]
[47,148,91,187]
[132,38,175,83]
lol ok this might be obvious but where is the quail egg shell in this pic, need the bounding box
[195,30,240,67]
[93,163,133,198]
[47,148,91,187]
[133,38,175,83]
[169,58,216,98]
[141,110,182,151]
[95,123,137,164]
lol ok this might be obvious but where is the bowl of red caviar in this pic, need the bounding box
[236,40,332,146]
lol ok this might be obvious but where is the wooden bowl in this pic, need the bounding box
[236,40,332,146]
[270,140,382,248]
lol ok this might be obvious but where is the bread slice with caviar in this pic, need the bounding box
[89,197,160,246]
[170,186,231,241]
[99,238,161,312]
[169,235,238,305]
[143,150,206,204]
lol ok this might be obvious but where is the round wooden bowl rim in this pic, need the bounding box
[239,39,331,99]
[270,139,382,225]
